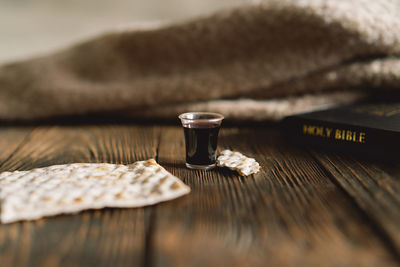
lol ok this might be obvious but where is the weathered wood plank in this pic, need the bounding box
[0,126,35,266]
[312,152,400,254]
[0,124,399,267]
[153,126,398,267]
[0,126,33,170]
[0,125,160,267]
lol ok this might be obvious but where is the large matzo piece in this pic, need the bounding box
[0,159,190,224]
[217,150,260,176]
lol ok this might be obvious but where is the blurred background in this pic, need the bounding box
[0,0,246,64]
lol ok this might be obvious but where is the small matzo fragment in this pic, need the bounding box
[217,150,260,176]
[0,159,190,224]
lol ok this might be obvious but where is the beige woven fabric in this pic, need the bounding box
[0,0,399,121]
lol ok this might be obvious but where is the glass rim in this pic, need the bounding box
[178,112,224,123]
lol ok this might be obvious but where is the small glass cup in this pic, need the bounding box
[179,112,224,170]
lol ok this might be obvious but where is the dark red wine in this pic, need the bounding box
[183,123,220,166]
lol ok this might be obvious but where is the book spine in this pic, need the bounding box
[281,117,400,156]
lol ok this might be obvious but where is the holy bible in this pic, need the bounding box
[282,103,400,157]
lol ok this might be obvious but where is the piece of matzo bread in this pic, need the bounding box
[217,150,260,176]
[0,159,190,223]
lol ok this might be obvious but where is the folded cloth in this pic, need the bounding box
[0,0,399,121]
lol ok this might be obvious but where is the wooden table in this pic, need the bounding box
[0,124,399,267]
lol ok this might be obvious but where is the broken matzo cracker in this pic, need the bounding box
[0,159,190,223]
[217,150,260,176]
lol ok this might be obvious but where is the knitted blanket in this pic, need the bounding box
[1,0,399,121]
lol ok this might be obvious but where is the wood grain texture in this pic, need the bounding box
[153,126,398,267]
[0,126,33,169]
[0,125,398,267]
[312,152,400,254]
[0,125,160,267]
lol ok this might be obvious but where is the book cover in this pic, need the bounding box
[281,103,400,157]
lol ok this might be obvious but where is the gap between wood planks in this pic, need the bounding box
[143,129,162,267]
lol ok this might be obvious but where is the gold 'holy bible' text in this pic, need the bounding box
[303,125,366,143]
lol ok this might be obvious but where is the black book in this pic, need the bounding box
[282,103,400,157]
